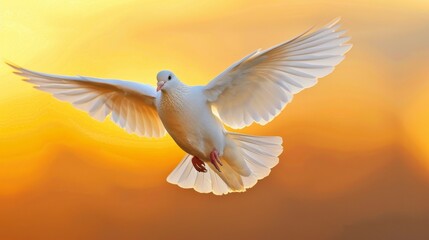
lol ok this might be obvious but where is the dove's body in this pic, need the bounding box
[10,18,351,195]
[156,84,225,161]
[156,84,250,191]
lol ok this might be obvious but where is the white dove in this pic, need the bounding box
[9,19,351,195]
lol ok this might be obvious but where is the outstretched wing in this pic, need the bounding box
[9,64,166,137]
[204,18,352,129]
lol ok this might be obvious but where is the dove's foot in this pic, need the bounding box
[210,149,223,172]
[192,156,207,173]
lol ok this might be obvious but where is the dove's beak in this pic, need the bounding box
[156,81,165,92]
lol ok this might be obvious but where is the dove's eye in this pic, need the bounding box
[168,75,172,80]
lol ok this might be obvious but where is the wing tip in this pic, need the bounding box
[5,61,22,72]
[5,62,34,82]
[328,17,353,55]
[327,17,342,28]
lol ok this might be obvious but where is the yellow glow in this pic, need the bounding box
[1,1,429,238]
[1,0,428,188]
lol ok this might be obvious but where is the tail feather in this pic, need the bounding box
[230,134,282,163]
[166,133,283,195]
[167,154,231,195]
[229,133,283,185]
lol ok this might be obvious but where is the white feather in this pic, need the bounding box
[204,19,351,129]
[167,133,283,195]
[9,63,166,138]
[10,18,351,196]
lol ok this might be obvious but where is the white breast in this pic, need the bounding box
[156,86,226,160]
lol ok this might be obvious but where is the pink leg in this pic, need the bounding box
[210,149,223,172]
[192,156,207,173]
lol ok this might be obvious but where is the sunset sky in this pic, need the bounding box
[1,0,429,239]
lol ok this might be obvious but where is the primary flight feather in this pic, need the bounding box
[9,18,351,195]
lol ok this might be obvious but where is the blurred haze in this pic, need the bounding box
[1,0,429,239]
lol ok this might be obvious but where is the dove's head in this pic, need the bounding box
[156,70,180,92]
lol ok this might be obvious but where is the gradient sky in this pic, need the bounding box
[1,0,429,239]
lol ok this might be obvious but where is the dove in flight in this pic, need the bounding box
[9,18,351,195]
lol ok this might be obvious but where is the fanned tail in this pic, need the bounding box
[228,132,283,189]
[166,133,283,195]
[166,155,232,195]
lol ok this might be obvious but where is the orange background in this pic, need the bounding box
[1,0,429,239]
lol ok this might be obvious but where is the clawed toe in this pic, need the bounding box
[191,150,222,173]
[192,156,206,172]
[210,149,222,172]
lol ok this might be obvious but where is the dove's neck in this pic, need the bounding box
[162,82,189,97]
[160,82,190,107]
